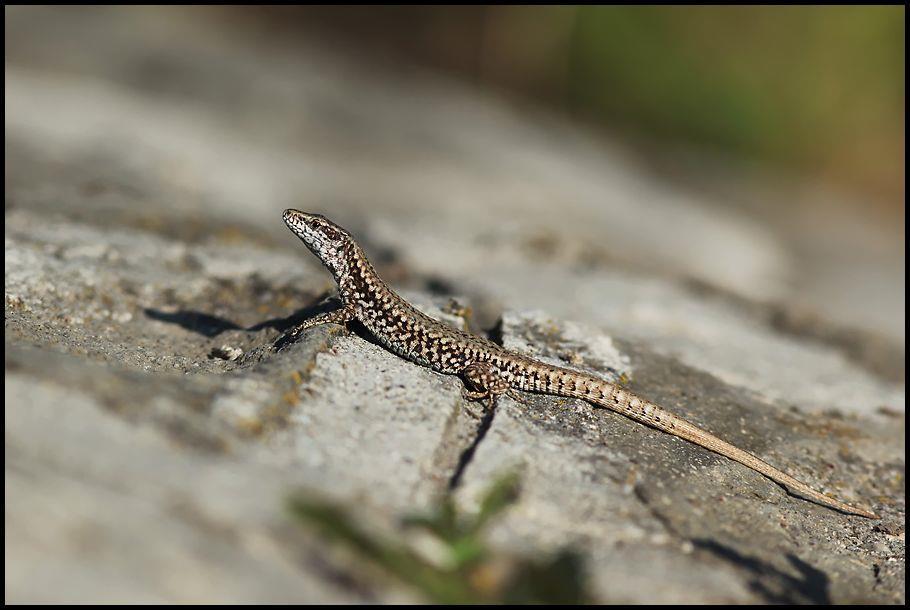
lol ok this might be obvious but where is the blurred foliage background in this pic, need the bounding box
[238,5,904,217]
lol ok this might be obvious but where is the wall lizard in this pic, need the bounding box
[282,209,878,519]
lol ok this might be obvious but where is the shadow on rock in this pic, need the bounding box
[144,292,342,344]
[143,309,243,337]
[693,538,831,604]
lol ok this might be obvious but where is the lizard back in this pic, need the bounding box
[283,209,879,519]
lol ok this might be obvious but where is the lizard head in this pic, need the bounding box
[283,209,355,278]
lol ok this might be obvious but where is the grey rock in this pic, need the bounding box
[5,5,904,605]
[454,314,903,603]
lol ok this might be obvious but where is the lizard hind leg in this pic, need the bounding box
[461,362,511,415]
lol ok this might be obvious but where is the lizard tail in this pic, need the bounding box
[531,369,878,518]
[610,396,880,519]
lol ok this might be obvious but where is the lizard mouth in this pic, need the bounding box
[283,209,316,240]
[283,208,309,233]
[283,209,333,256]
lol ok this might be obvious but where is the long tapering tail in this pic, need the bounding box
[520,364,878,518]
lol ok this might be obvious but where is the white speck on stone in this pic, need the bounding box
[112,311,133,323]
[211,345,243,361]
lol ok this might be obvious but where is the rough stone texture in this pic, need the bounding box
[458,313,903,603]
[5,6,905,604]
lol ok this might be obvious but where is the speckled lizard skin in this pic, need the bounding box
[282,209,877,519]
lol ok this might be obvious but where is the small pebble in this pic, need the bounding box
[211,345,243,361]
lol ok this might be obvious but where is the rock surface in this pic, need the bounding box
[5,6,905,604]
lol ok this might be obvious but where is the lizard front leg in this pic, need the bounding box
[286,307,354,341]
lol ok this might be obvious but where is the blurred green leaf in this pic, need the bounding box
[470,469,521,535]
[565,5,904,200]
[287,471,591,604]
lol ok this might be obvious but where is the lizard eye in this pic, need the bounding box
[320,225,341,242]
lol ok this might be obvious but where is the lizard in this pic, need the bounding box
[281,209,879,519]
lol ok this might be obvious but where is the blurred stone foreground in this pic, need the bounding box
[4,6,904,604]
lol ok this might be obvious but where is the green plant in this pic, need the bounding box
[287,472,591,604]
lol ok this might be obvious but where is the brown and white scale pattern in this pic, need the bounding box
[282,209,878,519]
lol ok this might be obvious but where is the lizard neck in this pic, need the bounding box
[335,243,391,307]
